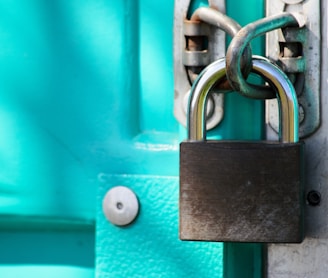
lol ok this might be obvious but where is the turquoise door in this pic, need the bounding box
[0,1,264,277]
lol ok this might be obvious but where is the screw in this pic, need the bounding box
[102,186,139,226]
[299,104,305,124]
[307,190,321,206]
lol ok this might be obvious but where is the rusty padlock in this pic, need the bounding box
[179,56,304,243]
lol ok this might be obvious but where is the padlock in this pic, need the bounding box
[179,56,304,243]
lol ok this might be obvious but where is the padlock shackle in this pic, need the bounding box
[252,57,299,143]
[187,58,227,141]
[187,56,299,143]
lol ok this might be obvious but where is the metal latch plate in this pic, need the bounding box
[266,0,321,138]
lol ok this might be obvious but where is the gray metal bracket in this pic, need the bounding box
[174,0,226,130]
[266,0,321,138]
[266,1,328,277]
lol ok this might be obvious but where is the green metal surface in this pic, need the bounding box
[0,0,265,277]
[0,0,103,224]
[96,0,265,277]
[97,175,223,277]
[95,0,224,276]
[224,1,264,277]
[0,1,107,277]
[0,229,95,277]
[224,243,264,278]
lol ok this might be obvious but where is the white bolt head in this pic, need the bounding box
[102,186,139,226]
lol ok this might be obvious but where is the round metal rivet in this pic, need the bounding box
[102,186,139,226]
[299,104,305,124]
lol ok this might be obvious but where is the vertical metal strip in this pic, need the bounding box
[266,0,321,138]
[266,1,328,277]
[223,0,264,276]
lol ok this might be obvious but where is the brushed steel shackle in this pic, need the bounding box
[187,56,299,143]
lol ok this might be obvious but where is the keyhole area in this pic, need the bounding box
[116,202,124,210]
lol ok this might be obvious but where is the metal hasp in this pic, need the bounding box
[267,2,328,276]
[266,0,321,138]
[180,57,304,243]
[174,0,226,130]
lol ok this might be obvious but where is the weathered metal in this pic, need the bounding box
[187,57,298,142]
[266,0,321,138]
[226,12,303,99]
[174,1,226,130]
[180,57,304,243]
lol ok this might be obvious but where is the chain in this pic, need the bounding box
[225,12,305,99]
[183,7,306,99]
[183,7,251,91]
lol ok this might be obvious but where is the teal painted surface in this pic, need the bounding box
[224,243,264,278]
[0,266,94,278]
[0,0,109,223]
[95,0,224,276]
[95,0,265,276]
[0,230,94,278]
[223,1,265,277]
[0,1,114,276]
[0,0,265,277]
[97,175,223,277]
[187,1,265,277]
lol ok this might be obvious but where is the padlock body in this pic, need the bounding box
[179,140,304,243]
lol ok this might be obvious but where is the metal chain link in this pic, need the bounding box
[184,9,306,101]
[225,12,305,99]
[185,7,252,90]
